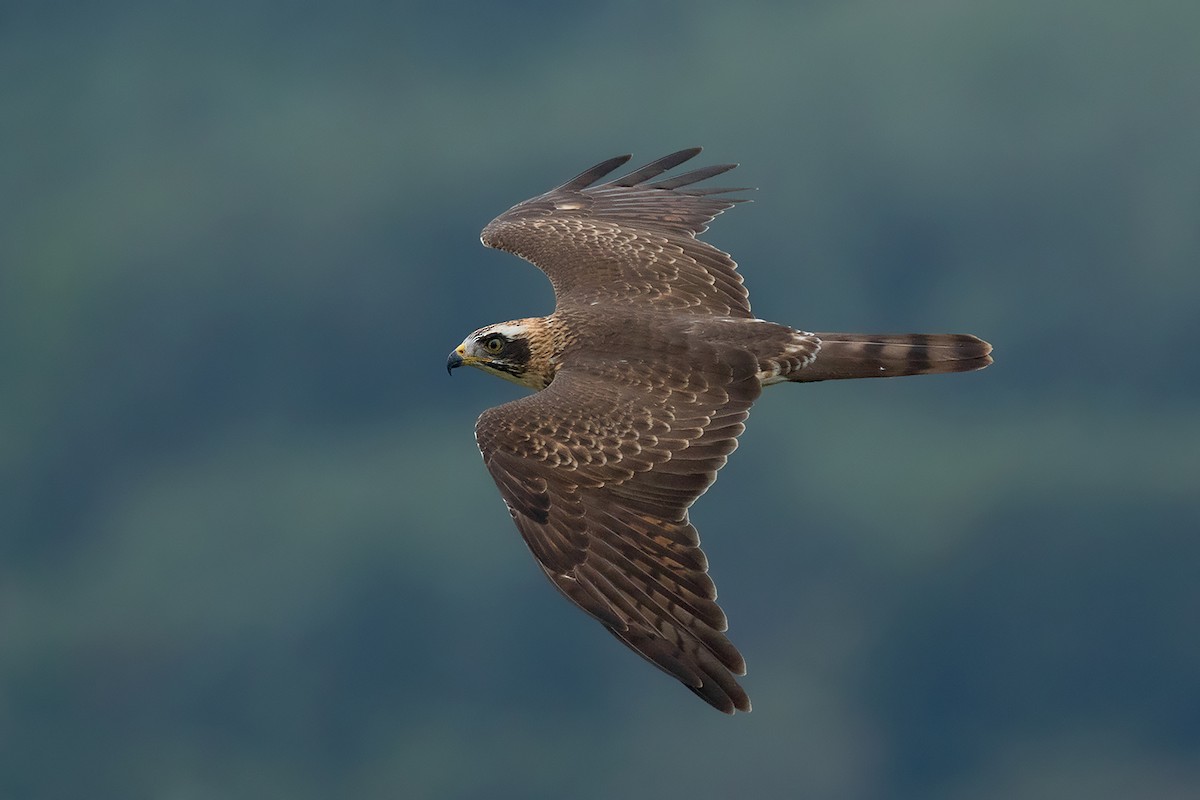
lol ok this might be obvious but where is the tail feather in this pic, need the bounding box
[791,333,993,382]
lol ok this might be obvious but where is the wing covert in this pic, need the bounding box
[481,148,754,318]
[474,352,760,713]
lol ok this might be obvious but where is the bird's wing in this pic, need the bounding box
[474,346,762,713]
[481,148,754,318]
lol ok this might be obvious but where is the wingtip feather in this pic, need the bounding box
[557,153,634,191]
[605,147,705,188]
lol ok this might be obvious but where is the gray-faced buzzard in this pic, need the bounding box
[447,148,992,713]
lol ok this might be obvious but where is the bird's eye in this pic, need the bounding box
[484,336,504,353]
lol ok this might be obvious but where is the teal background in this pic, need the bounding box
[4,1,1198,797]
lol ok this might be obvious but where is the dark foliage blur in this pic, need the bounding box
[3,1,1197,797]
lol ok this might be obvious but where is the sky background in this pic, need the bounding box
[3,1,1199,798]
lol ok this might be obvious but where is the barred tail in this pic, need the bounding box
[791,333,993,382]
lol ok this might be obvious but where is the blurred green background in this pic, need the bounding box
[4,1,1198,797]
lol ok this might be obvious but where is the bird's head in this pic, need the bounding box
[447,319,552,390]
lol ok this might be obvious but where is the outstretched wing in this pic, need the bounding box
[474,345,762,713]
[481,148,754,318]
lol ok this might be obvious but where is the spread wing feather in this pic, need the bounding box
[475,348,761,713]
[480,148,754,318]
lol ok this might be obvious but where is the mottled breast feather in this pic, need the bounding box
[480,148,753,318]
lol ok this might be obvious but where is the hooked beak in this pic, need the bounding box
[446,344,468,374]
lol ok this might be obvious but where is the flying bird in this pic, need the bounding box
[447,148,992,713]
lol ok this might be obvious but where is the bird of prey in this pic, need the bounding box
[447,148,992,713]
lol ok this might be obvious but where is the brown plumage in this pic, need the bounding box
[448,148,992,713]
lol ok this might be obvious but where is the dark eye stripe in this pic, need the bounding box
[489,362,520,376]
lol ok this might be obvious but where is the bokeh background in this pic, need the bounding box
[4,1,1198,797]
